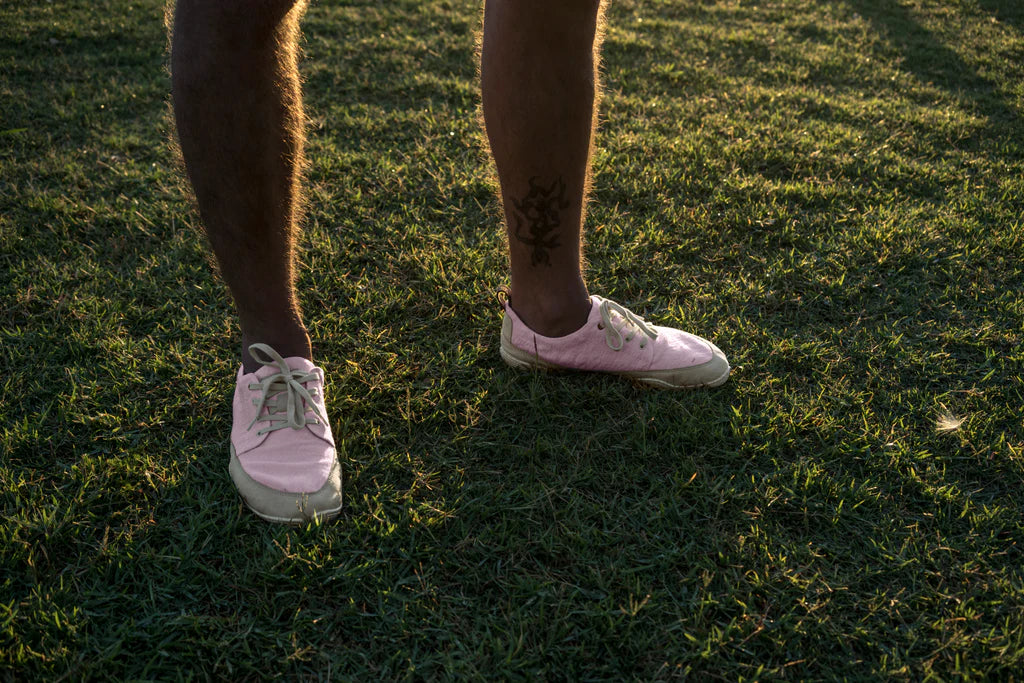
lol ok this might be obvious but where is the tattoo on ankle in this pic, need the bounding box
[512,176,569,267]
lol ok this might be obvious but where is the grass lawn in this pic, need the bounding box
[2,0,1024,678]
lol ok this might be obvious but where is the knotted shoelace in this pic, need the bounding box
[246,343,327,435]
[598,299,659,351]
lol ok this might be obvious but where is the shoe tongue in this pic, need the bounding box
[253,356,318,379]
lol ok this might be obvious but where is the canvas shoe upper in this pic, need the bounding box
[500,295,730,389]
[228,343,342,523]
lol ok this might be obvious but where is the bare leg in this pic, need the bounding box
[171,0,311,372]
[481,0,603,337]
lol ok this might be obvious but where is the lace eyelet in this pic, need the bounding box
[597,323,604,330]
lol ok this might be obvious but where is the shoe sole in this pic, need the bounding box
[500,337,731,389]
[229,445,343,525]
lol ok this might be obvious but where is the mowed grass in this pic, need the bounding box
[2,0,1023,678]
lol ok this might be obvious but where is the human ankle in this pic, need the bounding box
[509,287,591,338]
[240,326,312,373]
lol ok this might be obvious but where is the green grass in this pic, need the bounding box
[2,0,1023,678]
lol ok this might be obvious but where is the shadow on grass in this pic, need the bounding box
[0,25,167,148]
[841,0,1021,132]
[977,0,1024,31]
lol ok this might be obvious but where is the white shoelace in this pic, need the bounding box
[598,299,658,351]
[246,343,327,435]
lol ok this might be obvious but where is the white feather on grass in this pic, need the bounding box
[935,405,965,433]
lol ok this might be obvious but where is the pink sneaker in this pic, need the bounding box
[500,295,730,389]
[228,343,342,523]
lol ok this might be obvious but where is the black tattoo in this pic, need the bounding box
[511,176,569,267]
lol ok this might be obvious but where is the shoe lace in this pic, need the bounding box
[246,343,327,436]
[598,299,658,351]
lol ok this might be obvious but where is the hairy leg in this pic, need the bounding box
[171,0,311,372]
[481,0,604,337]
